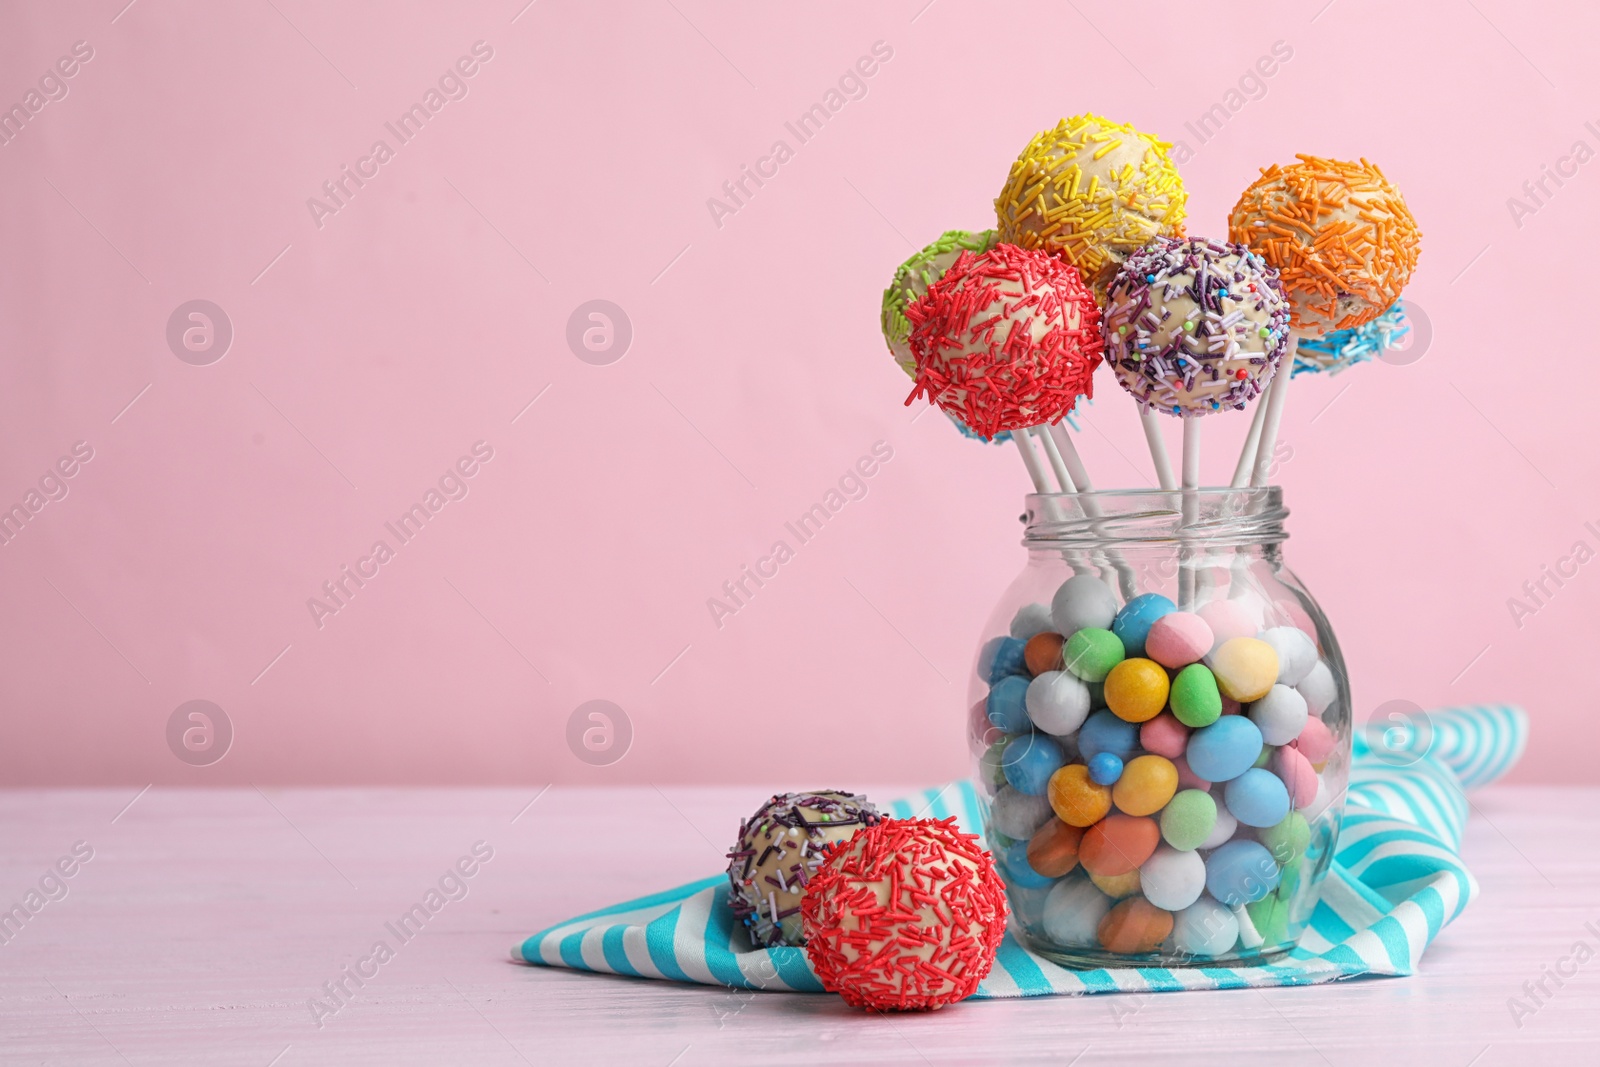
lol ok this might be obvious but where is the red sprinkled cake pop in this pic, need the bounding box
[905,243,1102,440]
[801,817,1008,1011]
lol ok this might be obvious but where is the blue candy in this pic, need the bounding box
[1112,593,1176,657]
[1087,752,1124,785]
[1077,709,1140,762]
[1186,715,1264,783]
[980,636,1030,684]
[1002,841,1057,890]
[986,675,1032,734]
[1205,840,1281,906]
[1002,733,1066,796]
[1223,767,1291,828]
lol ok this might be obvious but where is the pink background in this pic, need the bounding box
[0,0,1591,786]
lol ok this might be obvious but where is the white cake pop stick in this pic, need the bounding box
[1250,336,1301,487]
[1140,409,1177,491]
[1181,418,1202,491]
[1231,398,1269,489]
[1034,426,1077,493]
[1046,422,1137,599]
[1012,429,1053,493]
[1179,418,1202,608]
[1045,422,1092,493]
[1015,429,1097,578]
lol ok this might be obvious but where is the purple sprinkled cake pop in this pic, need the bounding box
[725,790,882,947]
[1103,236,1292,416]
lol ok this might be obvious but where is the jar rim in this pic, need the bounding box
[1023,486,1288,548]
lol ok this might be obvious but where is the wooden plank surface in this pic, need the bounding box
[1,786,1596,1065]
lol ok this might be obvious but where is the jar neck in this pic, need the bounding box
[1022,487,1288,551]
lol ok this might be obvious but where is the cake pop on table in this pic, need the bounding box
[801,817,1008,1011]
[724,790,881,947]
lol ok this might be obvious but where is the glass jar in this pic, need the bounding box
[970,488,1350,968]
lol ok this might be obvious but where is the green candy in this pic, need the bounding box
[1087,681,1106,709]
[1259,811,1311,865]
[979,736,1012,790]
[1158,789,1218,851]
[1253,747,1273,769]
[1247,888,1291,945]
[1062,627,1125,683]
[1169,663,1222,727]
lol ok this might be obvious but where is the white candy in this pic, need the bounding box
[990,786,1052,840]
[1173,897,1240,957]
[1260,626,1317,687]
[1233,903,1265,949]
[1199,804,1237,850]
[1006,883,1054,931]
[1297,660,1337,717]
[1249,684,1309,745]
[1010,602,1055,641]
[1026,671,1091,736]
[1051,575,1119,637]
[1138,846,1207,911]
[1041,876,1112,946]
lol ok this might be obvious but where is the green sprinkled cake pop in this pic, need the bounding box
[880,229,998,377]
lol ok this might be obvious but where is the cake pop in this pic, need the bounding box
[995,115,1187,299]
[725,790,882,947]
[1291,301,1409,377]
[906,243,1102,440]
[1228,155,1421,337]
[1102,236,1291,418]
[801,817,1008,1011]
[882,229,1000,377]
[1228,156,1421,485]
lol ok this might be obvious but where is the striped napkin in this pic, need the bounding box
[513,704,1526,997]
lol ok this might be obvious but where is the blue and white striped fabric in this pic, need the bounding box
[514,704,1526,997]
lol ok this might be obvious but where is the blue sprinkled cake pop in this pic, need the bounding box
[1291,302,1409,377]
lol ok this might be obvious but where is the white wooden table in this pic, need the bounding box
[1,786,1596,1064]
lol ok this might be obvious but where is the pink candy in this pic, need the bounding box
[1274,746,1318,808]
[1139,713,1190,759]
[1197,599,1257,653]
[1145,612,1214,669]
[1173,754,1211,791]
[1292,717,1336,765]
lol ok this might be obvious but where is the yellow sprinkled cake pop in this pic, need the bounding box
[995,115,1188,298]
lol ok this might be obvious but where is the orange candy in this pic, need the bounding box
[1097,897,1174,954]
[1079,813,1160,876]
[1026,819,1084,878]
[1048,765,1112,827]
[1111,754,1179,816]
[1024,632,1065,676]
[1104,658,1170,723]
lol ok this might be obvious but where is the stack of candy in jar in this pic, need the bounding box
[975,577,1339,958]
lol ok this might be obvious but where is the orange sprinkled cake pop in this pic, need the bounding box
[1227,155,1421,337]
